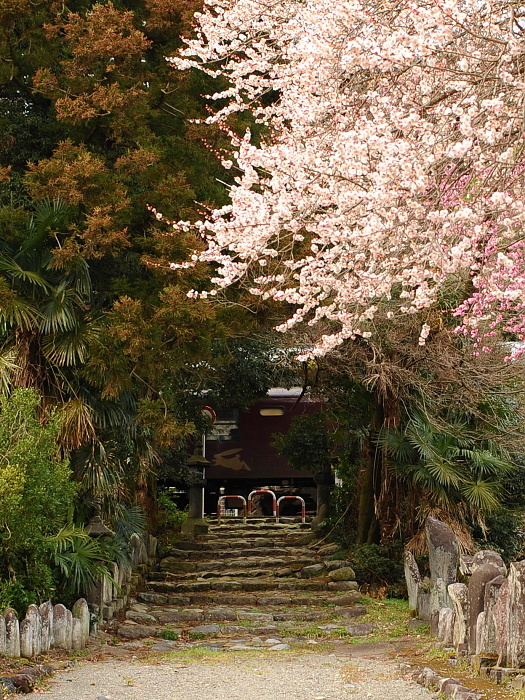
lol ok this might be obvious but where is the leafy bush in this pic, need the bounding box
[472,507,525,562]
[157,490,187,532]
[350,544,405,597]
[272,413,330,472]
[0,389,76,612]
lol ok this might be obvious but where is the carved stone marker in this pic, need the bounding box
[404,551,421,612]
[478,575,505,656]
[448,583,469,651]
[19,618,33,659]
[507,561,525,668]
[53,604,72,650]
[471,550,506,576]
[438,607,455,647]
[493,578,509,666]
[39,601,53,653]
[468,561,503,652]
[0,615,6,655]
[72,598,90,646]
[426,517,458,587]
[5,609,20,658]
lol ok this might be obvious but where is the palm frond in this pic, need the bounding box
[0,258,52,291]
[59,399,97,450]
[0,346,20,395]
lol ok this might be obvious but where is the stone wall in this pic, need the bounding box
[0,531,157,660]
[405,516,522,670]
[0,598,90,659]
[86,532,157,622]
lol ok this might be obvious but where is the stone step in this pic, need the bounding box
[125,602,367,626]
[137,589,362,608]
[207,519,310,527]
[165,542,314,557]
[156,555,319,575]
[163,546,316,561]
[208,520,311,536]
[144,577,331,594]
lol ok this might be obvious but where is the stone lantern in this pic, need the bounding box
[85,504,115,623]
[181,444,210,536]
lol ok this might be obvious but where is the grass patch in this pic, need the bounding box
[159,630,179,641]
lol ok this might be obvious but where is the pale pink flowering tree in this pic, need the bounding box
[166,0,525,355]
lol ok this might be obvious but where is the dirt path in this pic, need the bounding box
[37,644,435,700]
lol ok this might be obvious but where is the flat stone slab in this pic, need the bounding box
[237,611,274,623]
[155,610,204,623]
[189,625,221,637]
[203,608,238,622]
[327,581,358,592]
[328,566,356,582]
[117,624,158,639]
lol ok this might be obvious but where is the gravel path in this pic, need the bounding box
[39,651,435,700]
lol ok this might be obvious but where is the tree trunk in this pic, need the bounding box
[375,394,401,543]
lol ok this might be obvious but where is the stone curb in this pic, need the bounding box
[410,665,482,700]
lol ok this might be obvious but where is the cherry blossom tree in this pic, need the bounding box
[166,0,525,356]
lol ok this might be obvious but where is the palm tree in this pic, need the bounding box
[379,406,517,544]
[0,199,140,510]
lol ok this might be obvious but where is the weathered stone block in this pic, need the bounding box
[448,582,469,650]
[117,623,158,639]
[431,577,450,633]
[39,602,53,652]
[5,609,20,658]
[20,618,33,659]
[53,604,72,650]
[300,564,325,578]
[425,517,458,587]
[72,599,90,646]
[472,550,506,576]
[325,560,353,572]
[328,566,356,582]
[404,551,421,612]
[507,561,525,668]
[493,578,509,666]
[478,575,505,656]
[468,561,503,652]
[0,615,6,656]
[71,618,83,651]
[438,607,455,647]
[327,581,358,591]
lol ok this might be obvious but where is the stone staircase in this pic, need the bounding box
[115,519,372,649]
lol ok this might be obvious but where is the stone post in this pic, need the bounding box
[493,578,509,666]
[507,561,525,668]
[448,583,469,651]
[5,609,20,658]
[312,468,334,531]
[404,550,421,613]
[20,618,33,659]
[39,601,53,653]
[478,575,505,656]
[468,561,504,653]
[72,598,90,647]
[53,604,73,650]
[26,604,42,657]
[0,615,5,656]
[181,445,209,536]
[425,517,458,589]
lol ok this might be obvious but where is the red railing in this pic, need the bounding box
[217,495,247,523]
[277,495,306,523]
[247,489,277,518]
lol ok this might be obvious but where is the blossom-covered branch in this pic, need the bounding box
[168,0,525,355]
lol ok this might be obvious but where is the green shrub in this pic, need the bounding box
[350,543,405,596]
[0,389,76,612]
[157,490,187,532]
[472,507,525,562]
